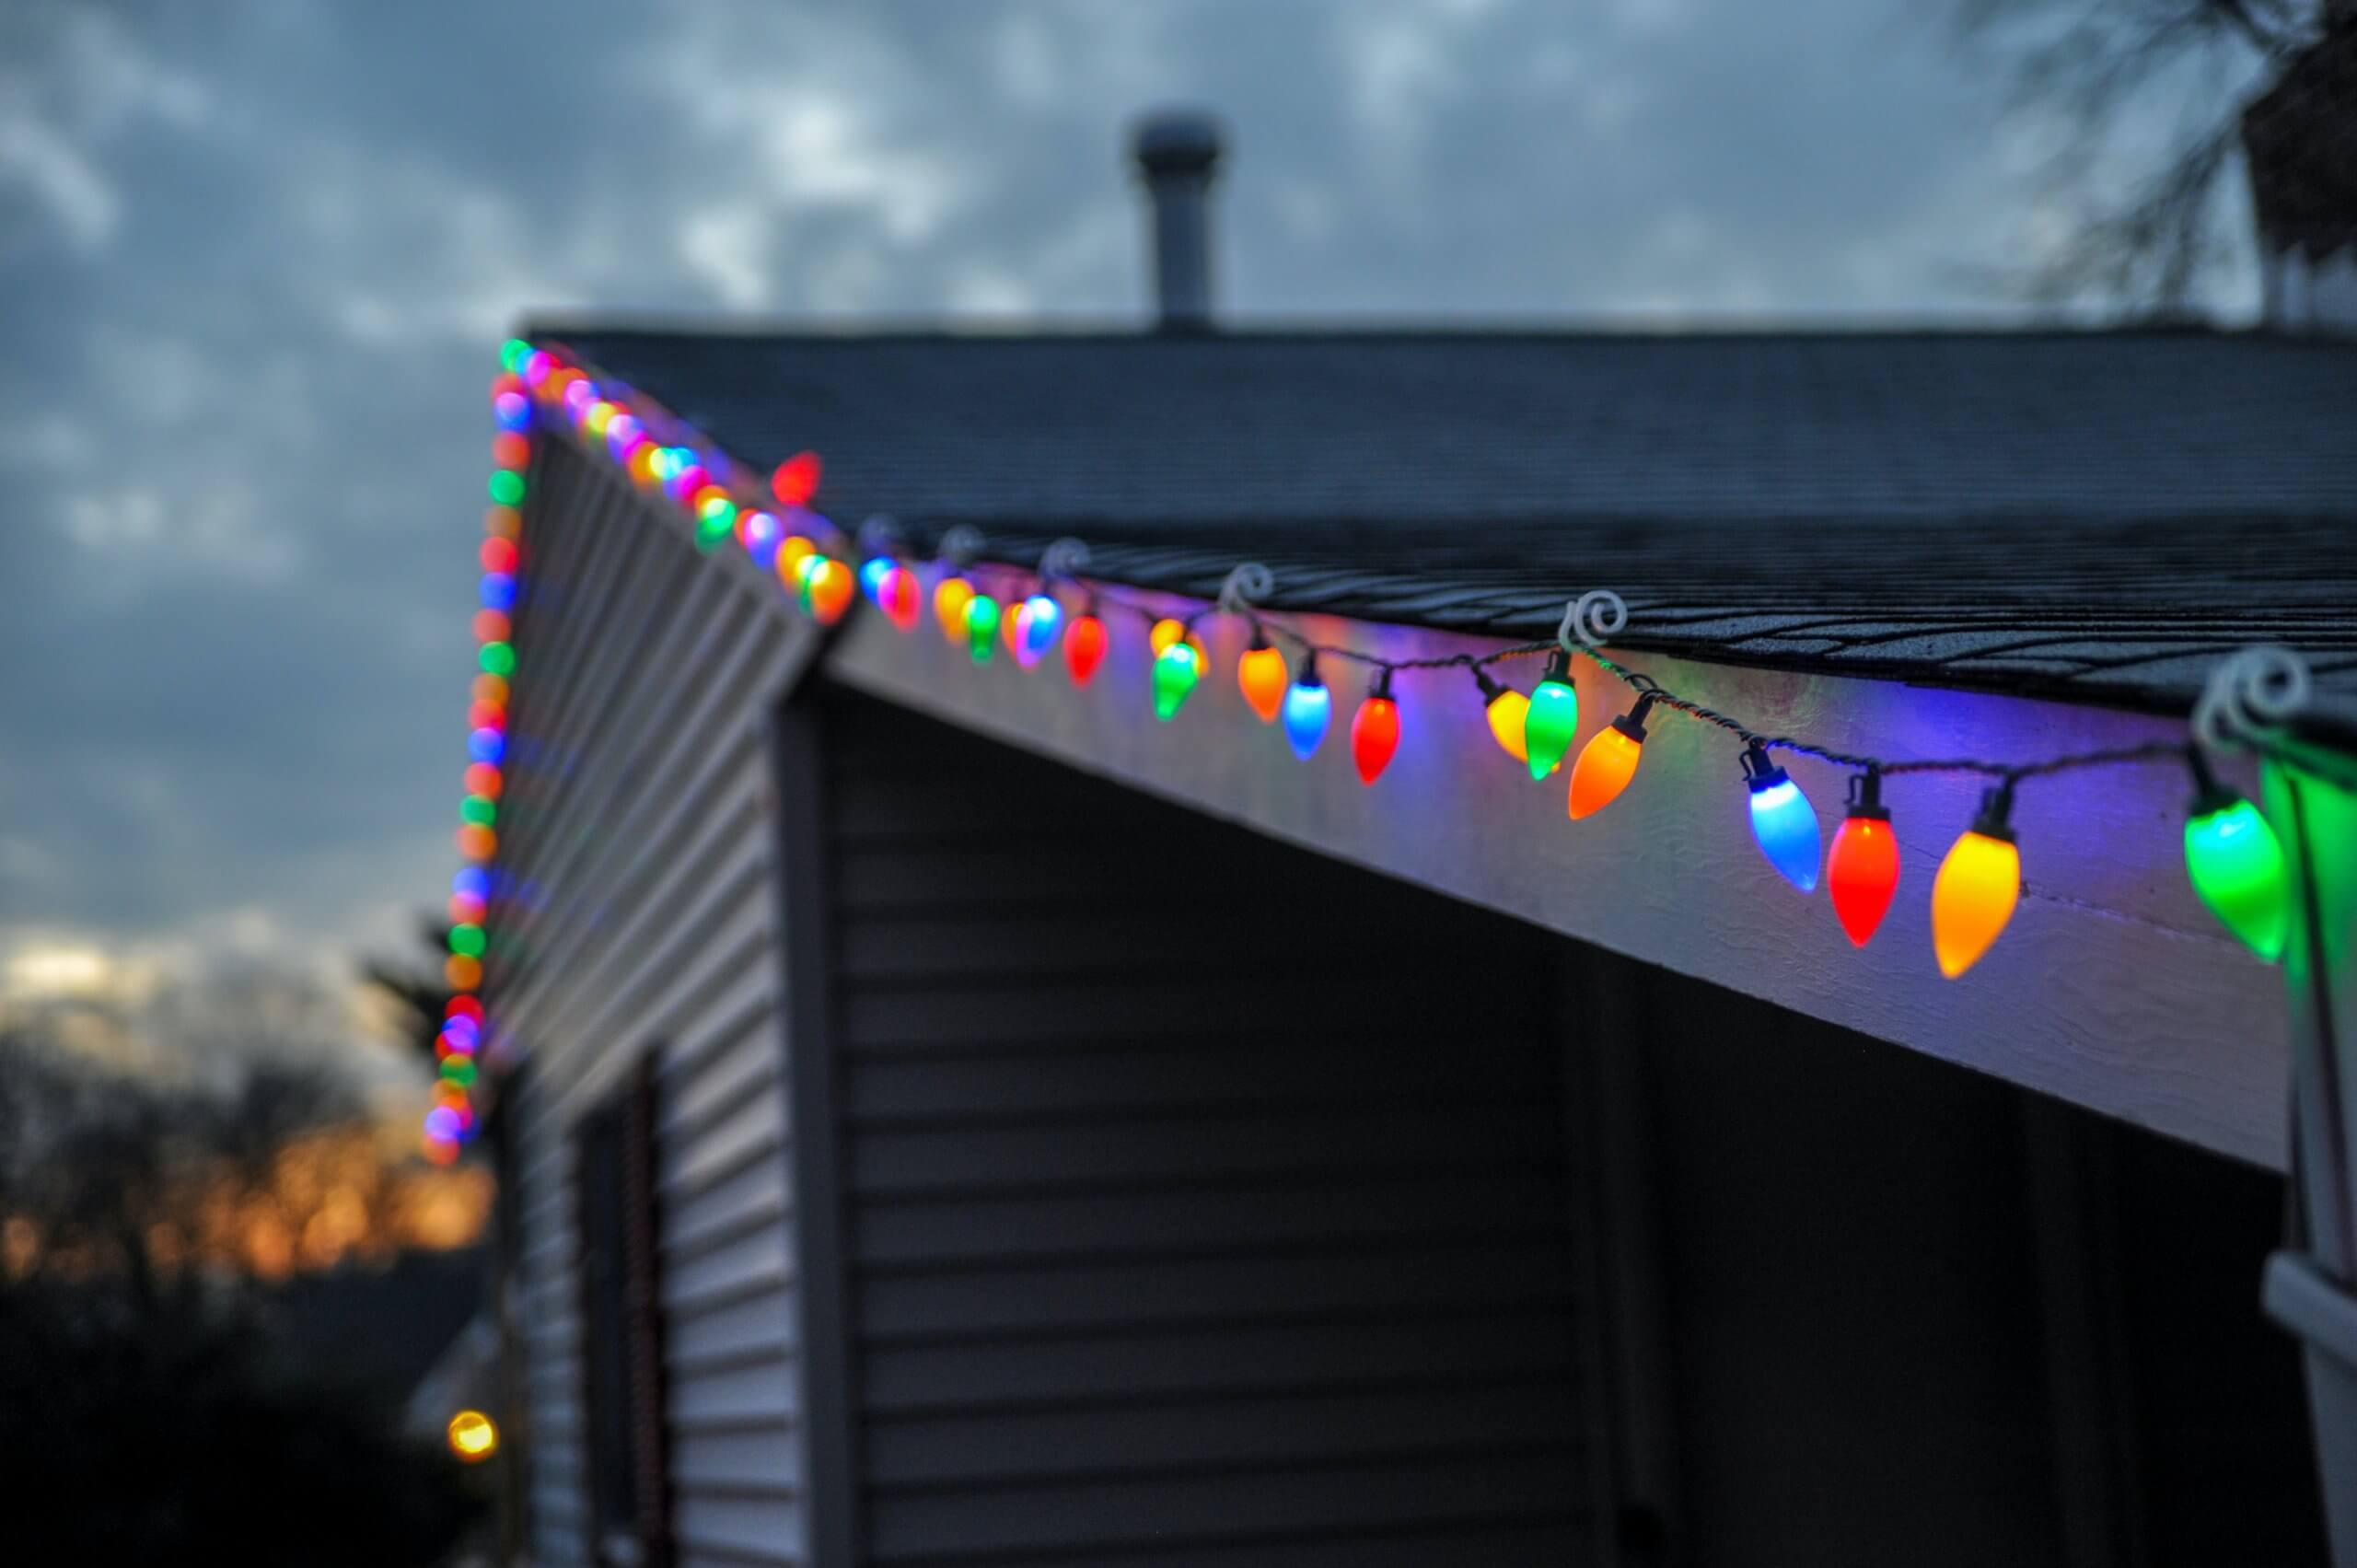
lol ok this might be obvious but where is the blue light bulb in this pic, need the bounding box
[1742,744,1821,892]
[468,727,505,765]
[479,573,517,610]
[859,557,893,603]
[1281,658,1331,760]
[1016,595,1062,668]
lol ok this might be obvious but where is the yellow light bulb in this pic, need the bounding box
[1931,790,2022,979]
[1486,690,1530,763]
[934,576,974,643]
[447,1410,499,1462]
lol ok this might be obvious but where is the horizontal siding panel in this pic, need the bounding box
[672,1425,806,1492]
[844,1046,1549,1123]
[670,1355,802,1426]
[850,1106,1564,1197]
[664,1225,794,1314]
[944,1517,1585,1568]
[665,1154,793,1260]
[853,1172,1573,1268]
[662,1082,788,1197]
[841,979,1525,1055]
[858,1242,1577,1342]
[665,1006,783,1132]
[862,1308,1581,1416]
[866,1450,1585,1562]
[668,1287,797,1370]
[673,1493,807,1563]
[865,1381,1583,1488]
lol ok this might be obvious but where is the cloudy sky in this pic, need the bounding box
[0,0,2258,1021]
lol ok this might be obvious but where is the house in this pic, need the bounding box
[440,110,2357,1568]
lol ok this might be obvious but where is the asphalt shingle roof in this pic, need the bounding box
[532,324,2357,738]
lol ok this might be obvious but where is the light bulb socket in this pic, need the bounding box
[2183,744,2242,819]
[1472,666,1508,703]
[1739,740,1789,794]
[1843,768,1889,820]
[1370,666,1395,702]
[1540,647,1574,685]
[1293,649,1323,688]
[1969,781,2018,842]
[1247,627,1271,653]
[1612,693,1657,745]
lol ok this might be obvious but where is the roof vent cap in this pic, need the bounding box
[1131,110,1224,333]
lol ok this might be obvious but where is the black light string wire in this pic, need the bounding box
[953,552,2256,789]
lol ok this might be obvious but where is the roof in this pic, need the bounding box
[534,324,2357,738]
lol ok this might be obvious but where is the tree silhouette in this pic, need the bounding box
[1956,0,2334,309]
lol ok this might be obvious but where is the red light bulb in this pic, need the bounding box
[1826,771,1901,947]
[772,450,822,506]
[1064,612,1108,685]
[1351,669,1400,785]
[877,564,922,632]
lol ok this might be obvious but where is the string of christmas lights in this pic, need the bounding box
[448,336,2320,1117]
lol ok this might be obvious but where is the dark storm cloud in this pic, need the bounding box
[0,0,2221,972]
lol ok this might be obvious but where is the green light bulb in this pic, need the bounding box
[1522,649,1578,780]
[1154,644,1201,721]
[964,595,1001,664]
[459,796,497,827]
[2186,795,2289,962]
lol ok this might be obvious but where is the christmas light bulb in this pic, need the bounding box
[1351,672,1401,785]
[741,510,782,569]
[1238,639,1287,724]
[1826,770,1901,947]
[1063,613,1108,685]
[935,575,975,642]
[1472,669,1530,763]
[807,558,855,624]
[1281,654,1331,759]
[1568,695,1654,819]
[877,564,922,632]
[1149,618,1209,681]
[778,535,817,588]
[1742,742,1821,892]
[1016,594,1062,668]
[772,450,821,506]
[1931,785,2020,979]
[859,557,892,603]
[1522,649,1580,781]
[964,594,1001,663]
[694,496,737,552]
[1154,643,1201,720]
[2183,752,2289,961]
[1003,593,1028,655]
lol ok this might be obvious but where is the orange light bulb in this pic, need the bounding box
[1237,641,1287,724]
[1568,696,1654,819]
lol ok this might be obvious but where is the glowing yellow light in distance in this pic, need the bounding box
[447,1410,499,1462]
